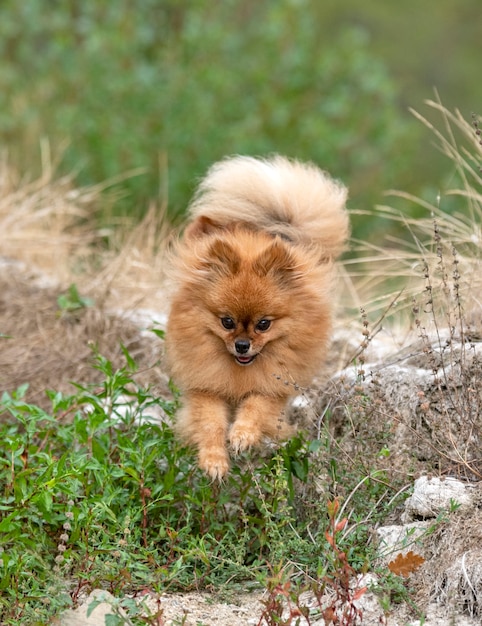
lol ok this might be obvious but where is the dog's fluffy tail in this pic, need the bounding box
[188,155,349,260]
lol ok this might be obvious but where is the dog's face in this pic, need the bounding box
[217,312,275,366]
[194,231,299,367]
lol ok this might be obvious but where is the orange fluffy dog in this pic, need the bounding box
[166,155,349,479]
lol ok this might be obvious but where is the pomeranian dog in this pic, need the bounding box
[166,155,349,480]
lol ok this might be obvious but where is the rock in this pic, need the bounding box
[402,476,475,522]
[59,589,126,626]
[376,521,430,563]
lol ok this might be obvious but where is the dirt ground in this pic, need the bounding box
[58,587,481,625]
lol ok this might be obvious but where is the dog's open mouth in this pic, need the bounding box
[235,354,257,366]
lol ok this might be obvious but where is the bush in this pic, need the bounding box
[0,0,414,237]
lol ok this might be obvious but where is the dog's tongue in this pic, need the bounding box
[237,356,252,363]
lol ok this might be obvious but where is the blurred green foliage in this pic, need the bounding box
[0,0,478,239]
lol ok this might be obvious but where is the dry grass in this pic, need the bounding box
[0,268,170,408]
[343,98,482,324]
[416,488,482,619]
[0,149,172,407]
[0,144,172,311]
[0,147,99,280]
[86,201,172,312]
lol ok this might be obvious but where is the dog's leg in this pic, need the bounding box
[229,395,293,453]
[175,393,230,480]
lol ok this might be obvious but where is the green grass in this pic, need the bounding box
[0,345,408,625]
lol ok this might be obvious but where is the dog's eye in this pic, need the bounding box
[256,319,271,332]
[221,317,236,330]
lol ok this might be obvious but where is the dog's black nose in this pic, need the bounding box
[235,339,250,354]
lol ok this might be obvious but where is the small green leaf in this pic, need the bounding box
[57,283,94,313]
[105,615,125,626]
[120,343,137,371]
[86,597,104,617]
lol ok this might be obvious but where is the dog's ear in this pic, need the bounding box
[184,215,223,240]
[253,240,298,278]
[206,238,241,275]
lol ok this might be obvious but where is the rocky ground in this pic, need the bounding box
[57,588,480,626]
[2,261,482,626]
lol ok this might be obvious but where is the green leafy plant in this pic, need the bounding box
[57,283,94,314]
[256,499,369,626]
[0,344,409,624]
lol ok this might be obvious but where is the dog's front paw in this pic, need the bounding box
[198,448,230,481]
[229,423,262,454]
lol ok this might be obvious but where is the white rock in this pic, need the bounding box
[60,589,125,626]
[376,521,429,562]
[403,476,474,521]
